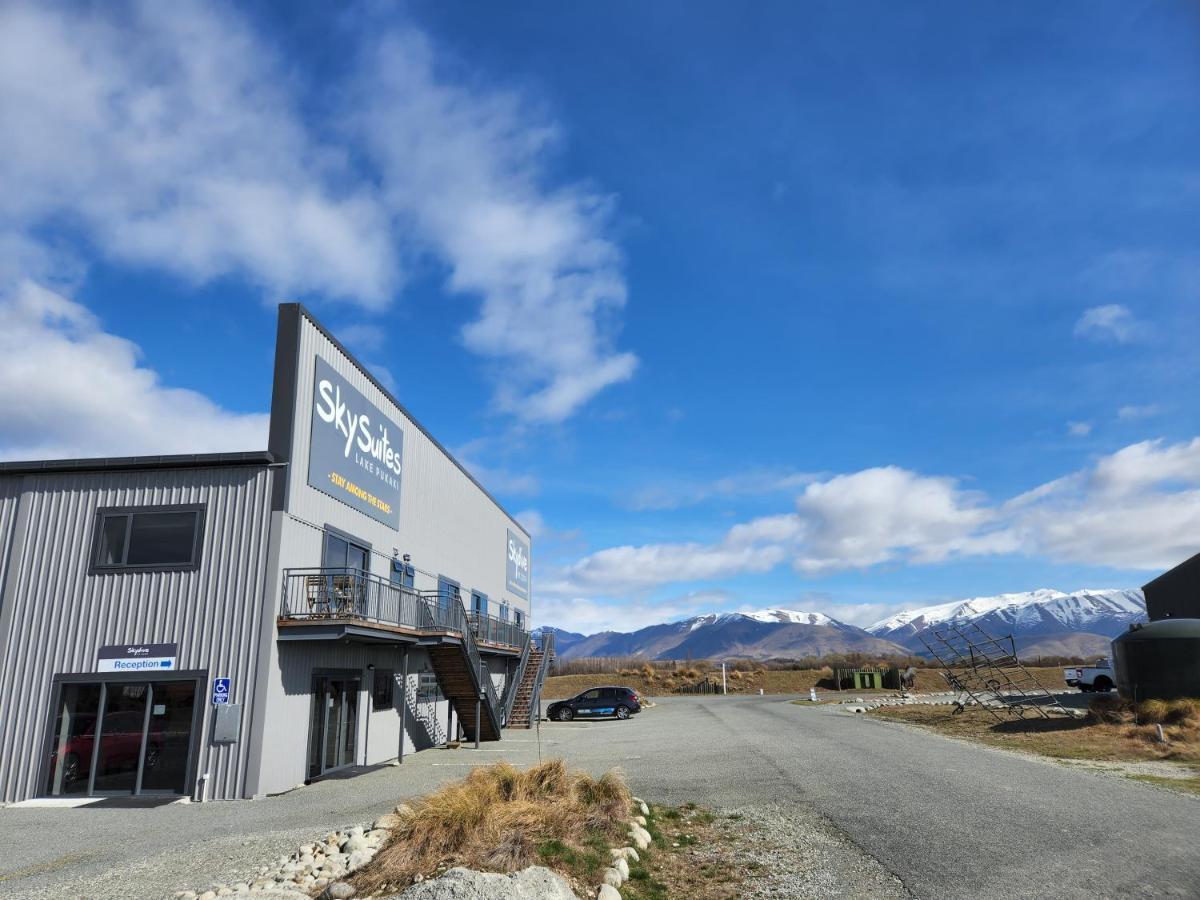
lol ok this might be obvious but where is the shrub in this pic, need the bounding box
[1087,694,1131,724]
[1165,698,1200,725]
[1139,699,1170,724]
[351,760,632,895]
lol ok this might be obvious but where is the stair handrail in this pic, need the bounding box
[527,630,556,726]
[418,596,503,738]
[501,631,534,726]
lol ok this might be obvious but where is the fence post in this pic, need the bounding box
[722,663,727,695]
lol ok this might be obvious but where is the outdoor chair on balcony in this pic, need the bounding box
[304,574,360,618]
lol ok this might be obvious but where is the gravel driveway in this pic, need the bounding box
[2,695,1197,898]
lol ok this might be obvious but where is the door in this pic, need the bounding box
[575,688,602,716]
[43,678,199,797]
[307,675,360,779]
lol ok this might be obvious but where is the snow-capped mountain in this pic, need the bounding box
[867,589,1147,658]
[555,608,904,660]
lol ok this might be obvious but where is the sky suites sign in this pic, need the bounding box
[307,356,404,529]
[506,528,530,600]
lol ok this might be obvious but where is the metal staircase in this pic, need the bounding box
[509,632,554,728]
[919,621,1071,721]
[419,599,503,742]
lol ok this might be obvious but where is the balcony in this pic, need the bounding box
[467,612,526,650]
[278,568,527,651]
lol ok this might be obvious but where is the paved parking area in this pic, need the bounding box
[2,695,1198,898]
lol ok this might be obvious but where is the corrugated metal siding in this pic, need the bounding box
[278,318,531,620]
[0,466,274,802]
[0,479,20,599]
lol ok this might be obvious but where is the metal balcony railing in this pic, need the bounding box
[279,568,528,651]
[467,611,527,648]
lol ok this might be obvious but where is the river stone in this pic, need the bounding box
[615,857,630,879]
[320,882,357,900]
[392,866,576,899]
[598,885,622,900]
[602,867,623,887]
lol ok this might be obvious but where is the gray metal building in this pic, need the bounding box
[0,304,548,803]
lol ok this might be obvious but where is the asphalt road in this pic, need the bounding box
[1,695,1197,898]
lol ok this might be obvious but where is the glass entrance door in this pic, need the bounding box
[307,676,360,779]
[44,678,199,797]
[92,682,149,793]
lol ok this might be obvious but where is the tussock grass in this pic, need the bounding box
[350,759,631,895]
[875,701,1200,764]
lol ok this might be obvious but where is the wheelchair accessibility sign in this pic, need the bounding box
[212,677,231,705]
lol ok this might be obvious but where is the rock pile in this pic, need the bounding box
[175,817,397,900]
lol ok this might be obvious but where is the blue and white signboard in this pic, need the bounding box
[506,529,530,600]
[212,678,231,705]
[98,643,177,672]
[307,356,404,529]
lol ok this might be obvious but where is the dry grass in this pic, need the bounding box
[349,759,631,896]
[543,666,1069,699]
[871,699,1200,764]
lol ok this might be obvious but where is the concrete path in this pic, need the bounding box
[1,695,1197,898]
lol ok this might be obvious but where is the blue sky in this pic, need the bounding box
[1,1,1198,633]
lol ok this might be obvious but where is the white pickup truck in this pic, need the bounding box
[1063,658,1115,693]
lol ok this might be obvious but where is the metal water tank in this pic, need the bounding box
[1112,618,1200,700]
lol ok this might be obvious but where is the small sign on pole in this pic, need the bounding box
[212,677,231,705]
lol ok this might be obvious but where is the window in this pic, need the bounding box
[471,591,487,616]
[390,559,414,589]
[499,602,510,622]
[91,506,205,573]
[323,530,369,572]
[581,689,601,700]
[418,671,442,705]
[514,609,524,629]
[372,669,394,711]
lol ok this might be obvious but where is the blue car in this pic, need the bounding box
[548,686,642,721]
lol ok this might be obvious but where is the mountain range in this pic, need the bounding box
[866,588,1147,659]
[539,588,1148,661]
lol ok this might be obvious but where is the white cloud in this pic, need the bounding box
[623,468,820,511]
[0,281,268,459]
[537,590,732,634]
[551,541,786,595]
[1067,421,1093,437]
[0,1,635,425]
[791,467,1013,574]
[1013,439,1200,569]
[1117,404,1161,421]
[550,439,1200,605]
[0,0,395,303]
[1073,304,1143,343]
[1088,438,1200,498]
[349,28,637,423]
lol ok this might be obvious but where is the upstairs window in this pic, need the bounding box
[472,591,487,616]
[514,609,525,629]
[323,530,369,573]
[91,505,205,573]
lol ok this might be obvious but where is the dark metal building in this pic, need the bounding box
[1142,551,1200,621]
